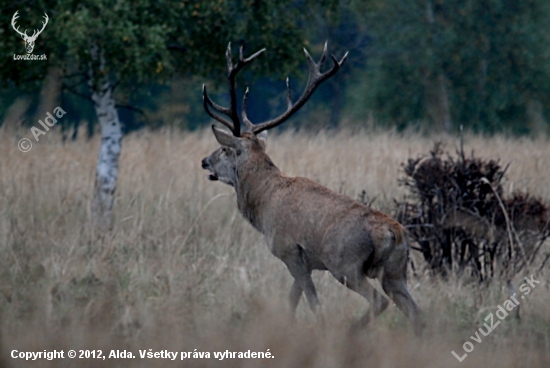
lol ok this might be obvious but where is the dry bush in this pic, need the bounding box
[396,141,550,282]
[0,127,549,367]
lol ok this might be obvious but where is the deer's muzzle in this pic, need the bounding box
[201,158,218,181]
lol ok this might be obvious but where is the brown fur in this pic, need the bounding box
[202,127,423,331]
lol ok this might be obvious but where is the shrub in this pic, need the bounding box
[395,142,549,282]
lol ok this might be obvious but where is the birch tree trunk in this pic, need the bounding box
[89,46,122,231]
[90,81,122,230]
[90,85,122,231]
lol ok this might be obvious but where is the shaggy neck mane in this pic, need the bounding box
[233,150,280,231]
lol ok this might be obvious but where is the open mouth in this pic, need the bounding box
[207,170,218,181]
[202,159,218,181]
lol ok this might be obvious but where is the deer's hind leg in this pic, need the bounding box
[380,244,423,333]
[381,276,421,320]
[331,259,389,330]
[288,279,303,316]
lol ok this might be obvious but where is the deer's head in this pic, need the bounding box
[202,128,268,186]
[11,11,49,54]
[201,42,348,185]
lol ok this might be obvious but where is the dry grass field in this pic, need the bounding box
[0,127,549,367]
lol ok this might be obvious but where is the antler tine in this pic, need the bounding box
[242,48,266,64]
[242,87,254,130]
[36,13,48,35]
[203,84,235,132]
[203,43,266,136]
[228,47,265,78]
[203,84,231,115]
[327,51,349,78]
[11,11,27,37]
[286,77,292,110]
[248,43,348,135]
[226,42,233,76]
[11,11,19,26]
[318,41,328,69]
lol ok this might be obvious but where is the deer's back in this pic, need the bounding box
[262,176,404,268]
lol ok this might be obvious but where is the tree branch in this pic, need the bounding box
[115,102,150,124]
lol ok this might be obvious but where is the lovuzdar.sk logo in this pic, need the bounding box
[11,10,48,61]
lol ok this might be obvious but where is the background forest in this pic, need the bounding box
[1,0,550,135]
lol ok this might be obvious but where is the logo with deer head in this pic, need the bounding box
[11,11,49,54]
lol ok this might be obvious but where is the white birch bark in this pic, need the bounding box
[89,46,122,230]
[90,82,122,230]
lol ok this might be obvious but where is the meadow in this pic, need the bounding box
[1,127,549,367]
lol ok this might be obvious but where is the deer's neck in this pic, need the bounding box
[234,154,281,232]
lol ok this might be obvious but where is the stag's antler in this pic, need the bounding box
[11,11,48,40]
[11,11,27,39]
[204,42,347,136]
[244,42,348,134]
[29,13,49,40]
[203,43,265,137]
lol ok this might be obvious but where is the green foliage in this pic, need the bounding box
[2,0,550,133]
[0,0,337,88]
[57,0,176,85]
[355,0,550,132]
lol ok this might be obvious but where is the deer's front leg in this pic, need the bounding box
[280,246,320,313]
[289,279,302,315]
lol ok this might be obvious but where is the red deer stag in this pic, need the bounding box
[201,42,422,331]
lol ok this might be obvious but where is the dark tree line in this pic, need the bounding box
[3,1,550,134]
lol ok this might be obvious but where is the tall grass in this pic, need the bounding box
[1,127,549,367]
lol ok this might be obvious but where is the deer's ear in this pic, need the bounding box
[212,125,241,149]
[256,130,268,149]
